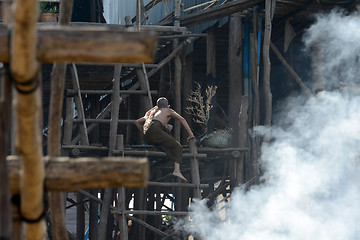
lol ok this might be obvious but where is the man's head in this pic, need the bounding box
[156,97,169,108]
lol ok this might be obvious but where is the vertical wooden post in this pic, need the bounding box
[48,62,70,240]
[0,64,12,240]
[98,64,122,240]
[136,0,146,27]
[189,139,201,199]
[236,96,248,186]
[89,189,99,240]
[206,28,216,132]
[250,33,260,183]
[76,192,85,240]
[98,189,113,240]
[228,13,243,147]
[108,64,122,156]
[182,53,193,142]
[263,0,275,143]
[228,12,243,186]
[48,2,74,238]
[117,187,128,240]
[174,0,182,141]
[63,97,74,145]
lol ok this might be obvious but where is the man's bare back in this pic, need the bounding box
[153,108,174,127]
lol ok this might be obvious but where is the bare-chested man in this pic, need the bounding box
[135,97,195,182]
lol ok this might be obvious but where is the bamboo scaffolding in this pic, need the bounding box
[10,0,45,238]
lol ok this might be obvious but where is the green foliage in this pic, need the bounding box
[40,2,59,14]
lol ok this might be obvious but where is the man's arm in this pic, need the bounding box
[135,106,158,133]
[169,109,195,141]
[135,117,145,132]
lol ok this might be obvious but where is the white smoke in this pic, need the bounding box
[175,11,360,240]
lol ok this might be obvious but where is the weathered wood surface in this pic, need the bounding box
[48,1,74,239]
[0,25,157,63]
[8,156,149,194]
[235,96,248,186]
[161,0,262,27]
[250,33,260,183]
[228,13,243,147]
[262,0,274,142]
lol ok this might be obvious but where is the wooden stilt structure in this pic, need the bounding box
[2,0,352,239]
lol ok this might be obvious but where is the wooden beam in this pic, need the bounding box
[66,89,158,96]
[0,25,157,63]
[161,0,262,28]
[8,156,149,194]
[147,181,208,188]
[269,41,313,96]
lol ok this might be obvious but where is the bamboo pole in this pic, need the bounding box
[48,1,74,240]
[10,0,46,238]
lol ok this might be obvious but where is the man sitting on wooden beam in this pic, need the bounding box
[135,97,195,182]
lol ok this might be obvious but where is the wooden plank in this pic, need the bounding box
[8,156,149,194]
[66,89,158,96]
[162,0,262,28]
[0,25,157,63]
[113,210,189,216]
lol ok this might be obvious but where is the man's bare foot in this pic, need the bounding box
[172,172,187,182]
